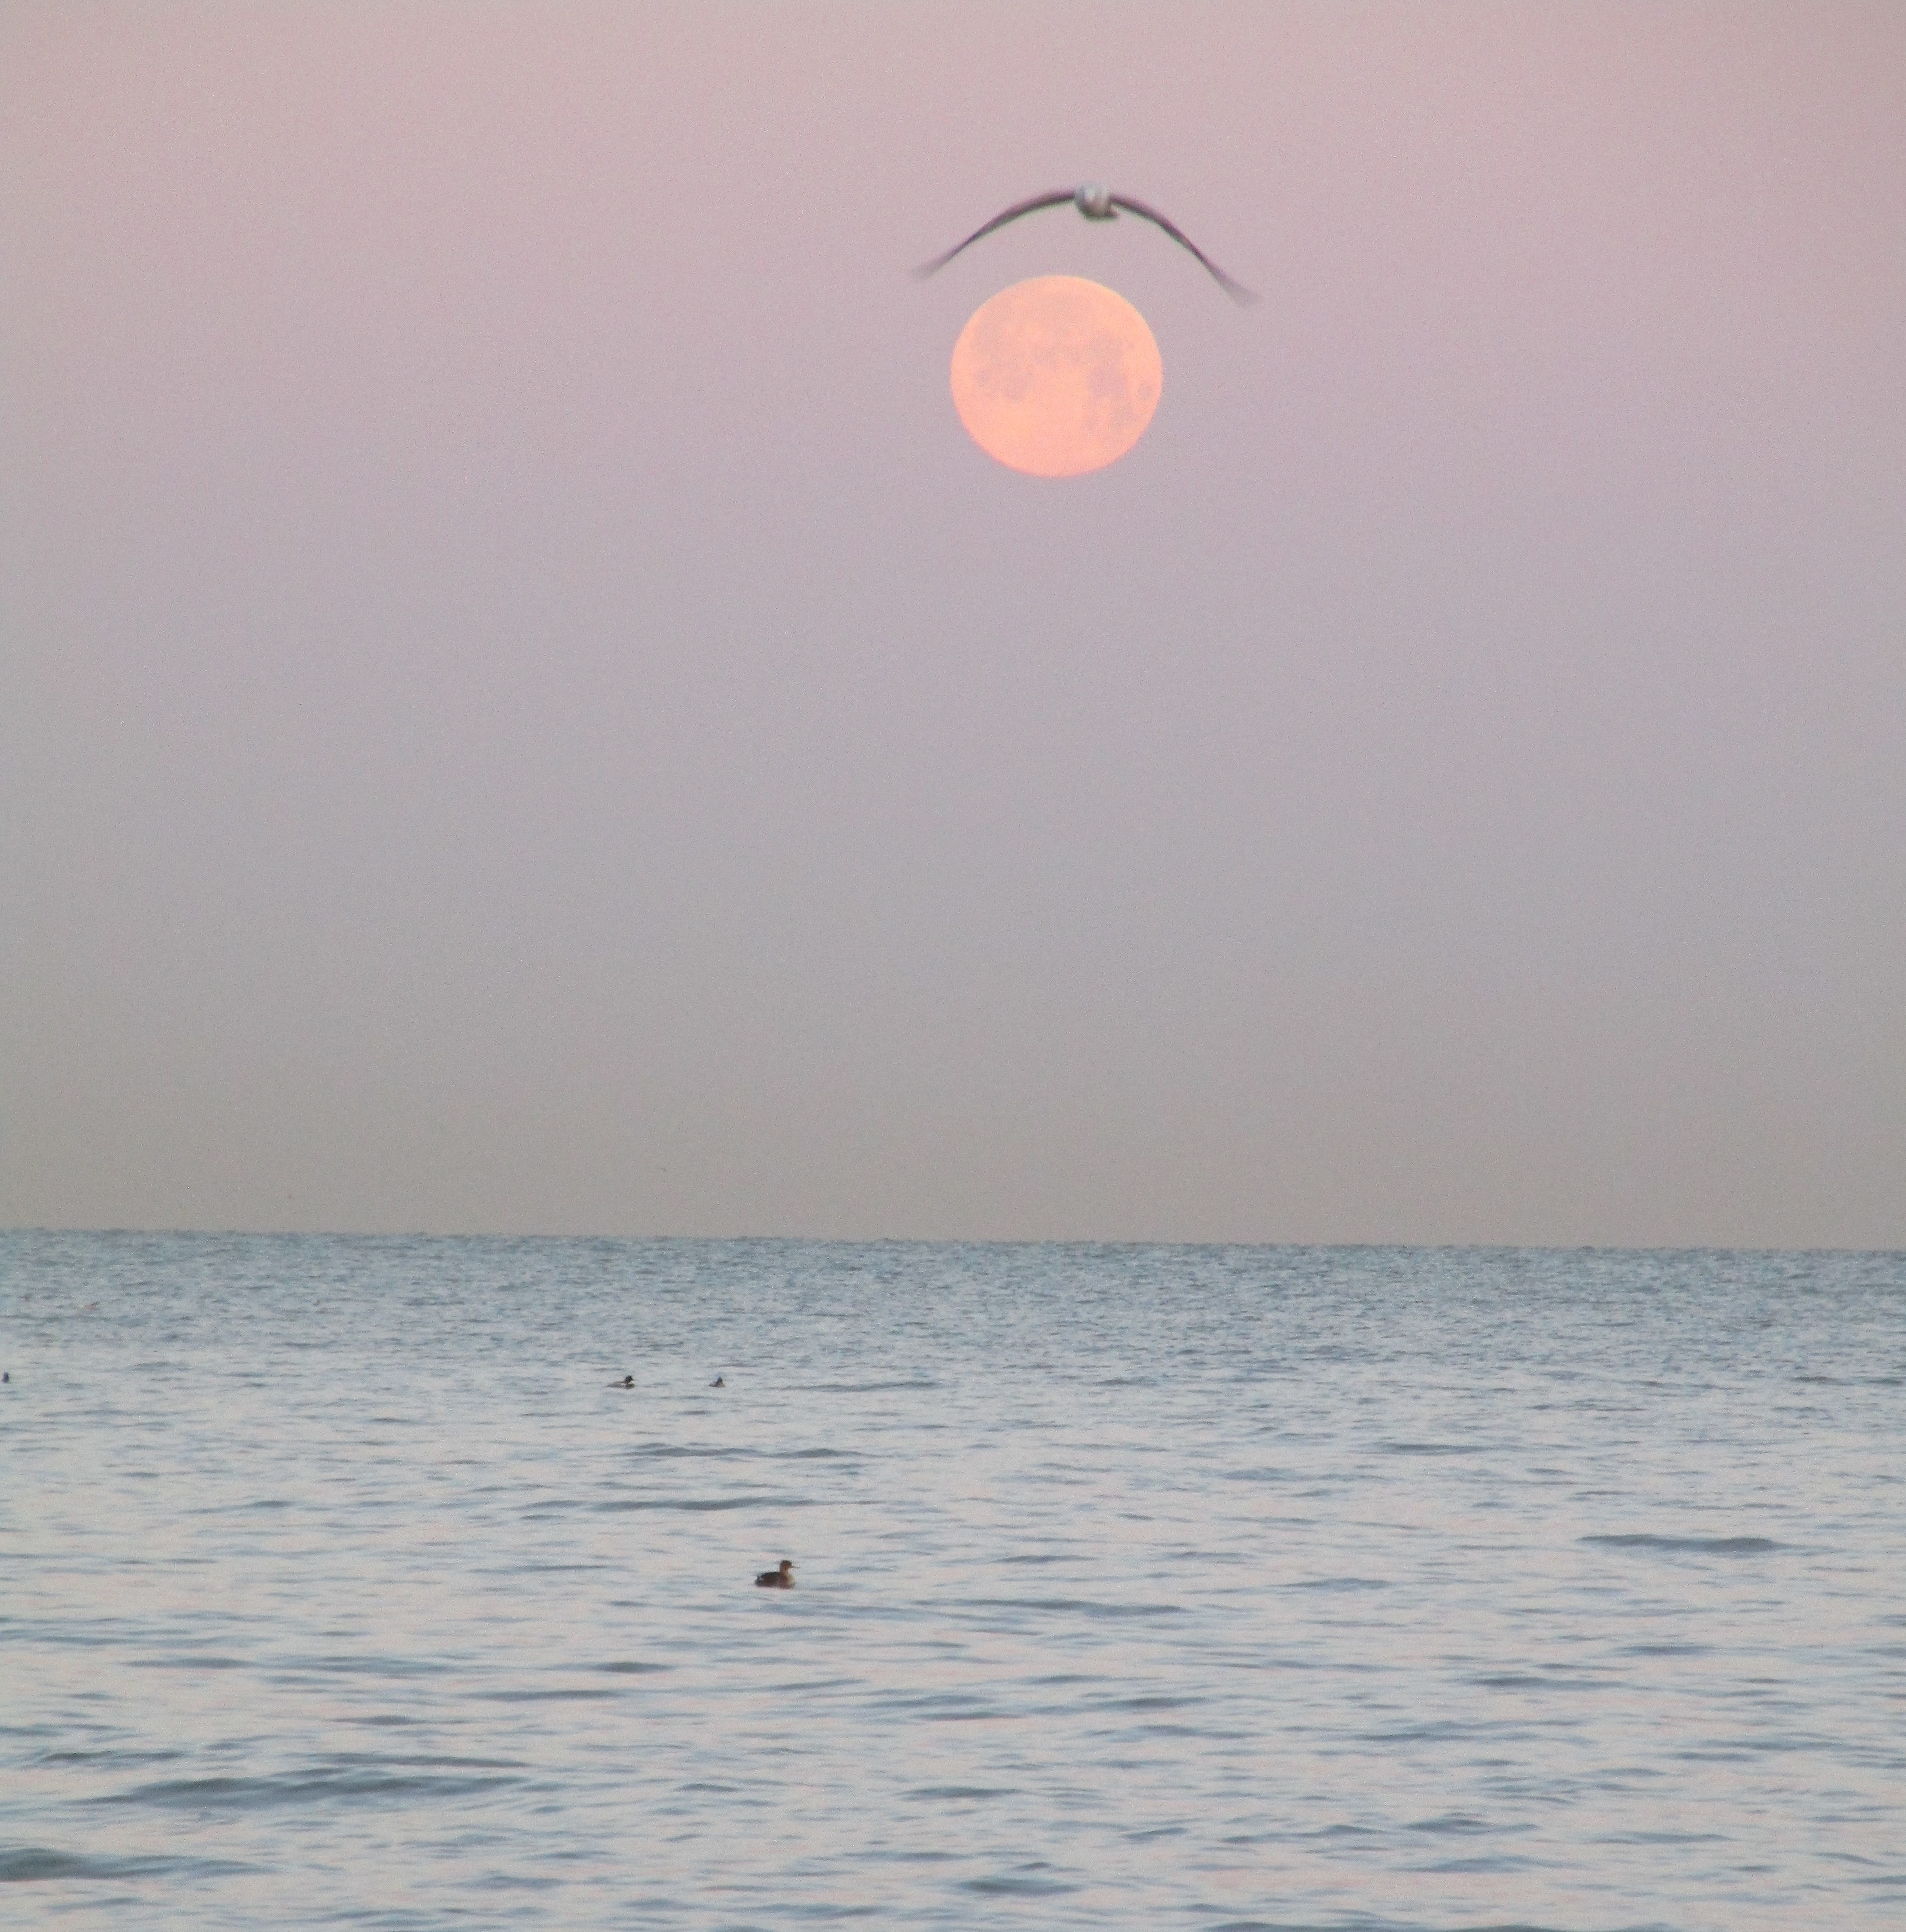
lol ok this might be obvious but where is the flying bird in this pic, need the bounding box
[915,183,1255,304]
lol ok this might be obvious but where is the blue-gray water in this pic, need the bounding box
[2,1234,1901,1930]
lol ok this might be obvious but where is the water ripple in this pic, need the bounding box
[3,1232,1898,1930]
[1582,1533,1781,1555]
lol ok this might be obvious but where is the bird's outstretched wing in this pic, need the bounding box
[1108,195,1256,304]
[912,191,1076,279]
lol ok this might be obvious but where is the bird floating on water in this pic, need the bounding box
[710,1375,725,1388]
[755,1559,795,1589]
[609,1374,634,1389]
[915,183,1255,304]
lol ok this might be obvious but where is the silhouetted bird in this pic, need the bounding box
[711,1375,725,1388]
[915,183,1254,303]
[609,1374,634,1389]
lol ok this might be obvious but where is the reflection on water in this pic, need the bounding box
[2,1234,1902,1928]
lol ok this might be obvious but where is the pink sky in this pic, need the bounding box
[4,3,1903,1241]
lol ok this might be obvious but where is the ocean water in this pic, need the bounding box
[1,1234,1901,1931]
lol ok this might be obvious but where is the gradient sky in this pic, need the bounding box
[5,2,1903,1244]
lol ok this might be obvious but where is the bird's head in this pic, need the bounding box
[1074,183,1115,220]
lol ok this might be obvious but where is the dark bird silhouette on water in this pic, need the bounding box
[756,1559,795,1588]
[915,183,1254,304]
[710,1375,725,1388]
[609,1374,634,1389]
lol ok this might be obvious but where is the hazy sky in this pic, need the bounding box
[5,3,1903,1244]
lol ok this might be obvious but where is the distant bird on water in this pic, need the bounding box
[710,1375,725,1388]
[755,1559,795,1589]
[915,183,1255,304]
[609,1374,634,1389]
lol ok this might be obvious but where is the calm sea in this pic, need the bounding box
[2,1234,1901,1930]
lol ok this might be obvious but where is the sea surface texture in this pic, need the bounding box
[2,1234,1901,1931]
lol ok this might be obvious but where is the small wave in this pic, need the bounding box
[885,1701,1005,1725]
[329,1754,521,1769]
[96,1767,521,1810]
[963,1872,1077,1897]
[621,1443,855,1463]
[1291,1576,1390,1592]
[478,1688,623,1704]
[270,1654,449,1680]
[1423,1857,1536,1876]
[33,1748,184,1768]
[1378,1440,1488,1455]
[1472,1672,1611,1693]
[588,1494,813,1514]
[594,1661,671,1675]
[959,1596,1184,1619]
[1408,1812,1494,1834]
[904,1785,1014,1802]
[1362,1719,1474,1745]
[1,1847,255,1883]
[1583,1533,1779,1555]
[805,1379,939,1393]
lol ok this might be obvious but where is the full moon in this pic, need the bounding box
[949,275,1162,478]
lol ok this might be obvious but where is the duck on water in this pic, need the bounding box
[755,1560,794,1589]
